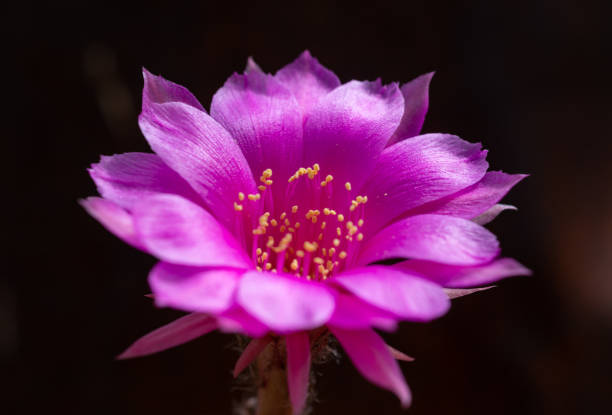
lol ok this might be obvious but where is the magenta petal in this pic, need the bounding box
[237,272,335,332]
[233,336,272,378]
[358,214,500,266]
[139,73,257,232]
[89,153,201,211]
[132,194,251,267]
[327,292,398,331]
[395,257,531,288]
[118,313,216,359]
[244,57,263,74]
[387,345,415,362]
[408,171,527,220]
[332,266,449,322]
[472,204,516,225]
[148,262,243,313]
[330,327,411,407]
[275,50,341,114]
[302,80,404,192]
[362,133,488,235]
[387,72,434,145]
[445,286,494,299]
[80,197,142,249]
[142,68,205,111]
[216,306,270,337]
[286,332,311,415]
[210,69,303,184]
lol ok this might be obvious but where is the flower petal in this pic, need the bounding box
[362,133,489,235]
[216,306,270,337]
[132,194,251,267]
[302,80,404,193]
[326,292,398,331]
[472,204,516,225]
[117,313,216,359]
[387,72,434,145]
[358,214,500,266]
[444,287,494,299]
[148,262,243,313]
[89,153,201,211]
[329,327,411,407]
[395,257,531,288]
[80,197,142,249]
[210,69,303,184]
[142,68,205,111]
[275,50,341,114]
[331,266,449,322]
[286,332,311,415]
[237,271,335,332]
[387,345,415,362]
[408,171,527,219]
[233,336,272,378]
[139,71,257,232]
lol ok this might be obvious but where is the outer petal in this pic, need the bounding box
[407,171,527,219]
[362,134,488,235]
[387,345,415,362]
[80,197,142,249]
[330,327,411,407]
[331,266,449,322]
[472,204,516,225]
[358,214,500,266]
[302,80,404,194]
[132,194,252,268]
[210,70,303,184]
[142,68,205,111]
[236,271,335,332]
[117,313,216,359]
[445,287,493,299]
[148,263,243,313]
[327,292,398,331]
[89,153,201,210]
[387,72,434,145]
[139,71,257,231]
[233,336,272,378]
[275,50,341,114]
[286,332,311,415]
[216,306,270,338]
[395,257,531,288]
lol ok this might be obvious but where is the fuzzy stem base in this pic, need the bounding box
[255,341,292,415]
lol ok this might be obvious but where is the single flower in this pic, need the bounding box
[82,51,530,414]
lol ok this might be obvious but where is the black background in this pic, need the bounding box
[8,1,612,414]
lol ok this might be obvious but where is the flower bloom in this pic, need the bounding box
[82,51,530,413]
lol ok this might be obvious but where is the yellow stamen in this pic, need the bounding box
[345,182,352,191]
[238,192,245,201]
[234,202,243,211]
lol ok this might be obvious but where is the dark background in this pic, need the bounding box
[7,1,612,414]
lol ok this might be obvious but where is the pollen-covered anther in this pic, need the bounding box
[238,192,245,201]
[234,202,243,211]
[345,182,352,191]
[304,241,318,253]
[248,193,261,201]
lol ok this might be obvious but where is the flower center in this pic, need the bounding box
[233,164,368,280]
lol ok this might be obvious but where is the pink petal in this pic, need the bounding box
[362,133,489,235]
[80,197,142,249]
[326,291,398,331]
[332,266,449,322]
[302,79,404,194]
[444,286,494,299]
[132,194,252,268]
[210,69,303,185]
[358,214,500,266]
[396,257,531,288]
[89,152,201,211]
[216,306,270,337]
[286,332,311,415]
[275,50,341,114]
[472,203,516,225]
[148,262,244,313]
[387,345,415,362]
[387,72,434,145]
[408,171,527,220]
[330,327,411,407]
[244,57,263,74]
[236,272,335,332]
[118,313,216,359]
[233,336,272,378]
[142,68,205,111]
[139,71,257,232]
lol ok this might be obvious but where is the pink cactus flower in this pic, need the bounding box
[82,51,530,414]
